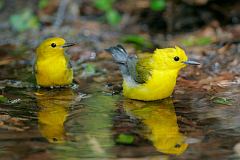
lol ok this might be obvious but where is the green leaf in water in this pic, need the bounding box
[115,133,134,144]
[38,0,49,9]
[9,9,40,32]
[121,34,153,49]
[81,63,96,77]
[212,97,233,105]
[0,95,8,103]
[150,0,166,11]
[106,9,122,26]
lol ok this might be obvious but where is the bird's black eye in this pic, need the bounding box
[174,56,180,61]
[175,144,181,148]
[51,43,56,48]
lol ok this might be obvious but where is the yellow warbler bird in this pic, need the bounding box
[34,37,75,87]
[106,45,200,101]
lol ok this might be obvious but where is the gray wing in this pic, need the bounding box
[127,56,148,84]
[106,45,151,84]
[127,55,152,84]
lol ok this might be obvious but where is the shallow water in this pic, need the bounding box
[0,59,240,160]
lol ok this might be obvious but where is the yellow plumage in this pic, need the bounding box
[36,88,75,143]
[123,69,179,101]
[35,37,74,87]
[123,98,188,155]
[106,45,199,101]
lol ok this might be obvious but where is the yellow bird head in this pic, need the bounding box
[36,37,75,58]
[152,46,199,70]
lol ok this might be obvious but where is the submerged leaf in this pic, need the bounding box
[0,95,8,103]
[212,97,233,105]
[38,0,49,9]
[81,63,97,77]
[115,133,134,144]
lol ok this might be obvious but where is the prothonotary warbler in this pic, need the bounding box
[34,37,75,87]
[106,45,200,101]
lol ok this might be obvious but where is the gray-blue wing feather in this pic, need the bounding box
[106,45,149,84]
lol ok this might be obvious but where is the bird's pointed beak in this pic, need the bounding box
[62,43,75,48]
[183,60,200,65]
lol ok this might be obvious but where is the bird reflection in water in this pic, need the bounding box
[35,88,75,143]
[123,98,188,155]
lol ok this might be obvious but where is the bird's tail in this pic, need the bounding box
[105,45,129,76]
[106,45,128,64]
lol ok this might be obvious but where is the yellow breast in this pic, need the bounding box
[123,69,179,101]
[35,55,73,87]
